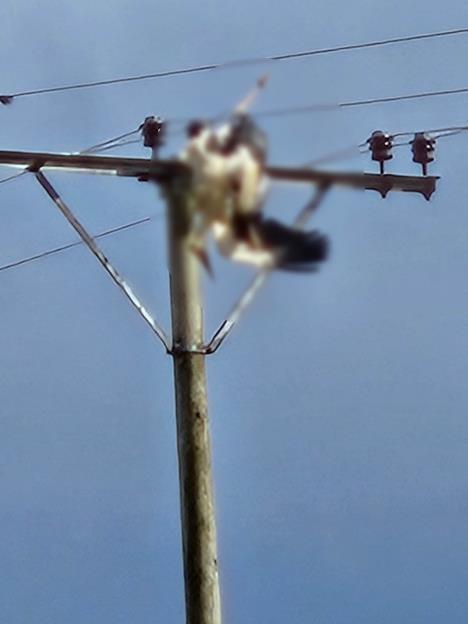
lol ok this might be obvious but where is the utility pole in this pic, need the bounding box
[0,147,439,624]
[141,114,222,624]
[165,175,221,624]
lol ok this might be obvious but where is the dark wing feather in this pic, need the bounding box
[258,218,329,270]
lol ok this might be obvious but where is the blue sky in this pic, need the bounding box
[1,1,468,623]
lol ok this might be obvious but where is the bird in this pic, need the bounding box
[213,214,329,271]
[179,113,329,273]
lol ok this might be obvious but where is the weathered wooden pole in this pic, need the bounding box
[164,170,222,624]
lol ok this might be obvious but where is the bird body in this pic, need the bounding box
[179,119,265,223]
[212,221,273,268]
[213,217,328,271]
[179,114,329,272]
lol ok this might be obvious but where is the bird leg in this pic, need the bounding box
[234,74,269,115]
[190,244,214,277]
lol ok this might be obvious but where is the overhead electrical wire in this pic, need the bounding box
[1,27,468,103]
[4,91,467,174]
[340,86,468,110]
[392,123,468,138]
[79,128,141,154]
[63,90,468,158]
[82,138,142,154]
[252,86,468,120]
[0,125,160,279]
[0,216,154,273]
[0,170,28,185]
[153,86,468,128]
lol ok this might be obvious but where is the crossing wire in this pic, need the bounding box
[0,170,27,185]
[253,86,468,119]
[0,216,152,273]
[1,27,468,103]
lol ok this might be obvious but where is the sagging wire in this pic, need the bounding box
[0,170,28,185]
[0,216,154,273]
[83,138,141,154]
[392,124,468,139]
[303,143,368,168]
[167,87,468,129]
[79,127,141,154]
[156,92,468,137]
[80,117,179,155]
[2,27,468,104]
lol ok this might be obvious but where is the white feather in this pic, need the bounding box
[179,120,269,265]
[212,222,273,268]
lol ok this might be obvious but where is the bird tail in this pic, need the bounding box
[249,217,329,272]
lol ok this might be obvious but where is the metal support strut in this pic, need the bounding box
[34,171,171,351]
[204,183,330,354]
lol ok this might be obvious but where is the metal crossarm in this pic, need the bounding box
[0,150,186,180]
[0,150,438,198]
[266,167,439,199]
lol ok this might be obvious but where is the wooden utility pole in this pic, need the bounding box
[164,173,222,624]
[139,109,222,623]
[141,111,222,623]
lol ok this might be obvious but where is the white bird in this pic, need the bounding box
[179,114,329,272]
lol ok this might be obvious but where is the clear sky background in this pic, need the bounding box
[1,2,468,623]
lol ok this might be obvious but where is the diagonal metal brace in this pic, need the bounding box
[204,183,330,354]
[34,171,172,352]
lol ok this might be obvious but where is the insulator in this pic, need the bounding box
[411,133,435,175]
[367,130,393,174]
[367,130,393,161]
[141,116,166,149]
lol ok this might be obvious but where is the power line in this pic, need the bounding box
[164,87,468,128]
[433,128,466,140]
[254,86,468,119]
[0,170,27,185]
[340,86,468,110]
[0,216,154,273]
[83,138,141,154]
[79,128,140,154]
[2,27,468,103]
[305,144,367,167]
[392,123,468,138]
